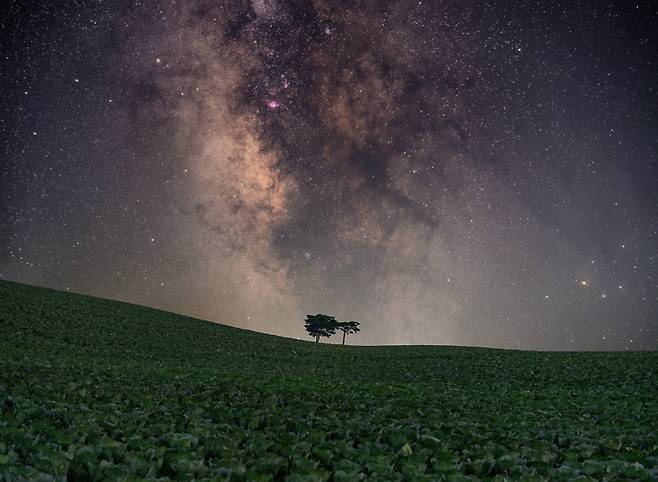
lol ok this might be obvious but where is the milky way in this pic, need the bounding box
[2,1,657,349]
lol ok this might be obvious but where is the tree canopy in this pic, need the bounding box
[304,313,337,343]
[304,314,360,344]
[336,320,360,345]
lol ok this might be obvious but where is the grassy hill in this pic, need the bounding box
[1,280,657,481]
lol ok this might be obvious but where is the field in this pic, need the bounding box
[1,280,657,481]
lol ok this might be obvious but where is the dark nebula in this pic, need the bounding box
[2,1,657,349]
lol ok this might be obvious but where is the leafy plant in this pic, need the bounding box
[1,280,657,481]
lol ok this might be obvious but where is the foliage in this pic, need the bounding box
[304,313,337,343]
[1,279,658,481]
[336,320,360,345]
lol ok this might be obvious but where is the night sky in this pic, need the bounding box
[2,1,657,350]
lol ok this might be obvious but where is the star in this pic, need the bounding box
[1,0,656,350]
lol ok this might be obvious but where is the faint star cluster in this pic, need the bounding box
[1,0,657,350]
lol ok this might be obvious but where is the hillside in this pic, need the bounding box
[1,280,657,481]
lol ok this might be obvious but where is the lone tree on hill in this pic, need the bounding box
[337,320,360,345]
[304,313,337,343]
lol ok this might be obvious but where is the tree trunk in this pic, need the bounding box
[315,335,319,343]
[342,331,346,345]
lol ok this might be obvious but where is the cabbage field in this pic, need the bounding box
[1,280,657,481]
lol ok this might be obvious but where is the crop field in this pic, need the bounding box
[1,280,657,481]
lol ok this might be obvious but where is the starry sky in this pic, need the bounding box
[2,1,657,350]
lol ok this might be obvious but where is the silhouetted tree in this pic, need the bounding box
[337,320,360,345]
[304,313,337,343]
